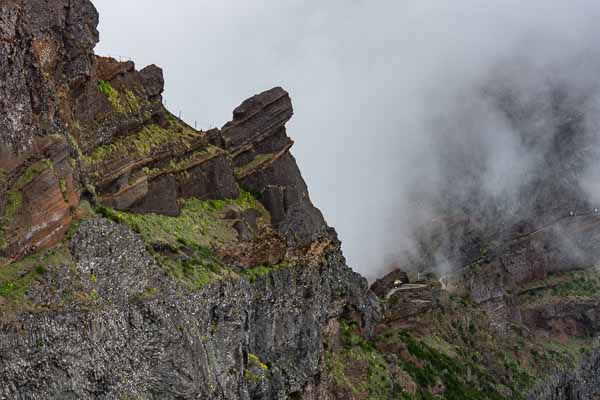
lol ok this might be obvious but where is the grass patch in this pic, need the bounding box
[551,274,600,298]
[520,268,600,305]
[243,368,262,383]
[97,80,124,113]
[248,353,269,370]
[328,320,531,400]
[325,321,410,399]
[240,263,290,284]
[96,191,267,249]
[387,330,512,400]
[156,243,231,290]
[0,244,73,304]
[95,191,278,289]
[142,146,222,178]
[86,121,200,166]
[123,88,141,112]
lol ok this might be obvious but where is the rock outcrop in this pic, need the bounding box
[221,87,328,247]
[528,346,600,400]
[0,1,377,399]
[0,0,328,262]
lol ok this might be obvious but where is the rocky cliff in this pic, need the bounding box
[2,1,600,399]
[0,1,377,398]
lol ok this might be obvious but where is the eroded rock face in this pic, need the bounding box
[0,0,98,160]
[0,0,330,260]
[221,87,329,247]
[7,1,600,398]
[0,219,377,399]
[0,2,379,399]
[528,347,600,400]
[0,0,99,259]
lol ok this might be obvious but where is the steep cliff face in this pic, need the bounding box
[0,1,377,399]
[0,0,332,265]
[0,219,376,399]
[527,346,600,400]
[0,0,99,259]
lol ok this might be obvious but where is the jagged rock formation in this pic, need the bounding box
[221,87,328,247]
[0,0,331,266]
[0,1,377,399]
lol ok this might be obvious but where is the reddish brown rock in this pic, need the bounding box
[0,0,328,263]
[1,136,79,259]
[0,0,96,259]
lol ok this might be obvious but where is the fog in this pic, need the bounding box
[94,0,600,280]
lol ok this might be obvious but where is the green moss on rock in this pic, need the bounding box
[325,321,403,399]
[248,353,269,370]
[141,146,222,178]
[241,263,290,284]
[95,191,275,289]
[156,243,233,290]
[86,121,200,165]
[123,88,141,112]
[243,368,263,383]
[97,191,265,249]
[0,244,74,304]
[520,268,600,306]
[97,80,125,113]
[325,320,530,400]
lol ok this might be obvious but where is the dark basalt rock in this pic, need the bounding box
[239,152,329,247]
[0,219,378,399]
[220,88,329,247]
[528,346,600,400]
[0,0,98,159]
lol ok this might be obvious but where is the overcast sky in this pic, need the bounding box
[94,0,600,279]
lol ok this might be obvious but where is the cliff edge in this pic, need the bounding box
[0,1,377,399]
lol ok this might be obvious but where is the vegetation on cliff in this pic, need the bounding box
[323,266,599,400]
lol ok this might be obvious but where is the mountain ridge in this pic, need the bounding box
[1,1,600,399]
